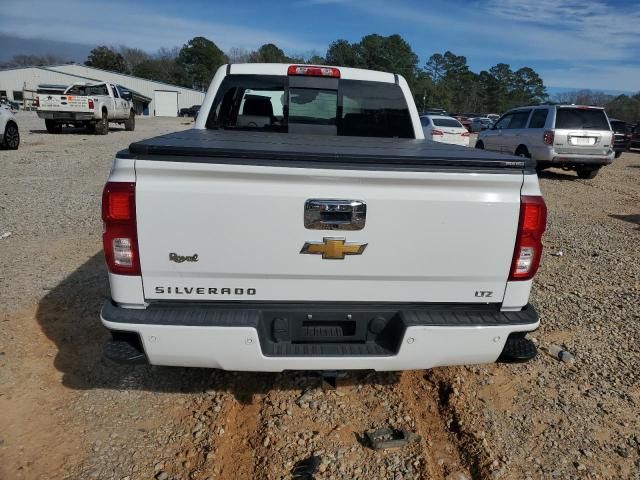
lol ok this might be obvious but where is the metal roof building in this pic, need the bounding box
[0,64,205,117]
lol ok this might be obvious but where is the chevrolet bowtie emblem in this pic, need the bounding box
[300,237,367,260]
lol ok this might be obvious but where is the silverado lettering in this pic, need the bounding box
[155,287,256,295]
[100,62,546,372]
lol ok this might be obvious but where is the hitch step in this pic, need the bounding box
[104,337,147,365]
[497,334,537,363]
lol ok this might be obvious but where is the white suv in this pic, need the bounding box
[476,105,614,179]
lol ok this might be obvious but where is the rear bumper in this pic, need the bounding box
[531,146,614,165]
[36,111,95,121]
[100,300,539,371]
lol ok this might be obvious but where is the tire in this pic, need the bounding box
[576,167,600,179]
[124,111,135,131]
[45,119,61,134]
[3,122,20,150]
[475,140,484,149]
[614,151,622,159]
[94,110,109,135]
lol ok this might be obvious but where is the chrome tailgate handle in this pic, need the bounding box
[304,199,366,230]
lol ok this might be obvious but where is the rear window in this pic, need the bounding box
[555,108,610,130]
[432,118,463,128]
[206,74,413,138]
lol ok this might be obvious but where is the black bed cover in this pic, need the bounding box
[124,129,535,173]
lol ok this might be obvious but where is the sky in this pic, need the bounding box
[0,0,639,94]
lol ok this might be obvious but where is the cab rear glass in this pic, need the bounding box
[206,74,414,138]
[555,108,610,130]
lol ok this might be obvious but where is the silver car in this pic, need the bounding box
[476,105,614,179]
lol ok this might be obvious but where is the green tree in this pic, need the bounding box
[358,34,418,83]
[249,43,288,63]
[511,67,547,106]
[325,39,361,67]
[177,36,227,90]
[85,46,128,73]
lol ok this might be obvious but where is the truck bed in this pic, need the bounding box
[125,129,535,173]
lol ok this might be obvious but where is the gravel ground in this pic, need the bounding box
[0,111,638,480]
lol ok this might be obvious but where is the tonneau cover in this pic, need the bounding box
[125,129,534,172]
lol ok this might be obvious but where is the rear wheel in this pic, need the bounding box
[45,119,61,134]
[576,166,600,179]
[95,110,109,135]
[124,110,135,131]
[3,122,20,149]
[614,151,622,159]
[475,140,484,149]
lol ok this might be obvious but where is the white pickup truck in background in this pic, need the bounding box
[36,82,135,134]
[99,63,547,372]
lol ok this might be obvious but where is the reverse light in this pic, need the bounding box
[431,129,444,136]
[543,130,554,145]
[102,182,140,275]
[287,65,340,78]
[509,195,547,281]
[88,98,94,109]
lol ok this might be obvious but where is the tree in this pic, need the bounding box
[249,43,288,63]
[325,39,361,67]
[511,67,547,106]
[85,46,128,73]
[226,47,251,63]
[605,93,640,122]
[177,36,227,90]
[117,46,150,73]
[1,54,67,68]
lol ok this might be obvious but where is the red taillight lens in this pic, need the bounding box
[33,97,40,107]
[461,132,470,137]
[509,196,547,281]
[102,182,140,275]
[287,65,340,78]
[88,98,94,109]
[543,130,554,145]
[431,129,444,136]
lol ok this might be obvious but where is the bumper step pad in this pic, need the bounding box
[104,338,147,365]
[497,334,537,363]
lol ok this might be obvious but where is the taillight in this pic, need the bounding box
[287,65,340,78]
[88,98,94,109]
[431,129,444,136]
[33,97,40,107]
[102,182,140,275]
[509,196,547,281]
[543,130,554,145]
[461,132,470,137]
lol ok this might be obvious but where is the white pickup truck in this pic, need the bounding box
[36,82,135,134]
[100,63,546,372]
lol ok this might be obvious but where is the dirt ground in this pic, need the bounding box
[0,112,638,480]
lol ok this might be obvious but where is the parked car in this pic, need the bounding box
[0,98,19,111]
[486,114,500,122]
[630,123,640,149]
[423,108,448,116]
[35,82,135,134]
[469,117,494,132]
[476,105,614,179]
[99,63,544,371]
[420,115,470,146]
[179,104,201,118]
[609,119,630,157]
[452,115,472,131]
[0,105,20,149]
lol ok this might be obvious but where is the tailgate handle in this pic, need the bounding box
[304,199,366,230]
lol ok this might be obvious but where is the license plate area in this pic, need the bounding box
[258,308,406,356]
[570,136,596,146]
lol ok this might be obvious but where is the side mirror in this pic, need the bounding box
[122,92,132,101]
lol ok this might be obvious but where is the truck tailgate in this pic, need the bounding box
[129,131,530,304]
[38,94,90,112]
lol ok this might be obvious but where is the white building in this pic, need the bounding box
[0,64,205,117]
